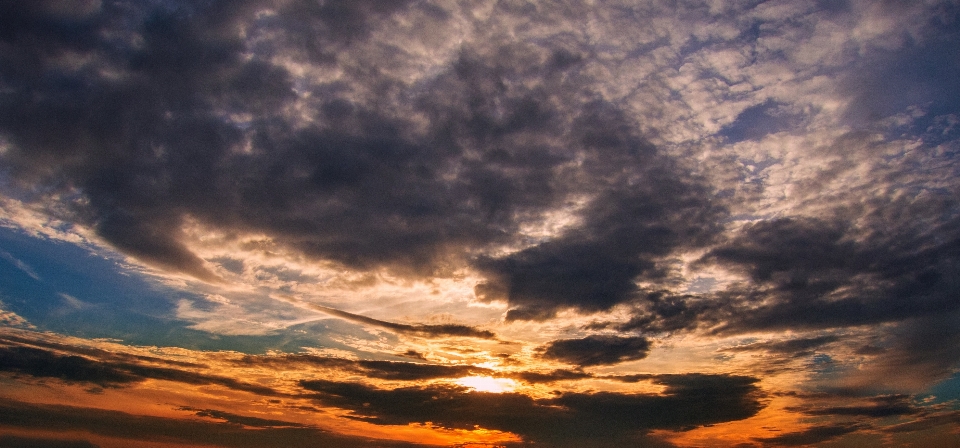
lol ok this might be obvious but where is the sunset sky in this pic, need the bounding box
[1,0,959,446]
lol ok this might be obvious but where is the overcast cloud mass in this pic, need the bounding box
[1,0,959,446]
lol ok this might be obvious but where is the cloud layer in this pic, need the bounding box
[1,0,959,446]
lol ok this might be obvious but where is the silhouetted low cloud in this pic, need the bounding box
[301,373,762,445]
[0,344,280,396]
[235,353,494,381]
[0,435,100,448]
[0,397,422,448]
[0,346,140,386]
[752,424,863,446]
[787,394,919,418]
[178,407,307,428]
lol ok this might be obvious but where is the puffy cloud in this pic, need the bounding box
[538,334,652,367]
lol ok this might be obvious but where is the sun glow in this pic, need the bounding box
[454,376,517,393]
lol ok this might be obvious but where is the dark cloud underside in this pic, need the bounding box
[0,344,280,395]
[301,373,762,445]
[0,1,724,319]
[0,397,422,448]
[538,334,651,367]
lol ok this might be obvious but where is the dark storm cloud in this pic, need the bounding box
[0,0,725,320]
[608,289,721,334]
[538,335,651,367]
[262,0,418,63]
[695,214,960,333]
[300,373,762,445]
[0,397,423,448]
[473,120,725,320]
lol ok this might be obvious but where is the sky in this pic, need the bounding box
[0,0,959,446]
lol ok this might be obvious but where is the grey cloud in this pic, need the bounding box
[606,203,960,388]
[473,112,726,319]
[538,335,652,367]
[722,335,840,357]
[0,0,727,321]
[613,290,720,334]
[718,100,805,144]
[697,214,960,333]
[841,5,960,130]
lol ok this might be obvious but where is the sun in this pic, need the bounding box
[454,376,517,393]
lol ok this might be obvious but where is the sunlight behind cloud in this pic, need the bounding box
[454,376,517,393]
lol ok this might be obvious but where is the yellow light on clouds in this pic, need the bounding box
[454,376,517,393]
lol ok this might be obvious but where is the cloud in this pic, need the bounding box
[788,394,919,418]
[881,410,960,433]
[280,298,497,339]
[722,335,840,357]
[538,335,652,367]
[178,407,307,428]
[0,397,423,448]
[0,343,281,396]
[751,424,864,446]
[840,7,960,129]
[0,345,140,385]
[0,1,959,444]
[511,369,593,384]
[0,435,100,448]
[0,0,734,320]
[0,248,41,280]
[719,100,805,144]
[235,352,494,381]
[691,214,960,334]
[300,373,763,445]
